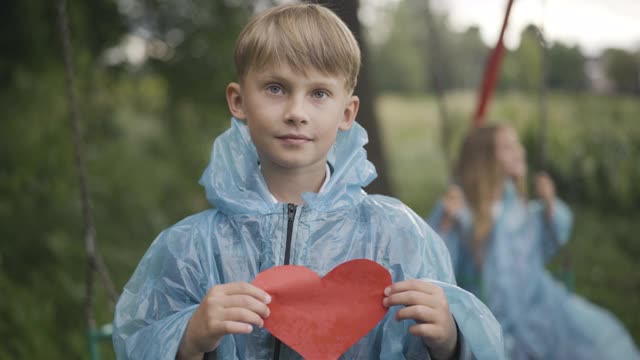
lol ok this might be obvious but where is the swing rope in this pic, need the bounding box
[414,0,453,169]
[534,0,575,291]
[55,0,119,357]
[472,0,515,126]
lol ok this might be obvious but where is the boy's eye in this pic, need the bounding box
[266,85,283,94]
[312,90,328,99]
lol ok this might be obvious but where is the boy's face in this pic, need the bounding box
[226,63,359,174]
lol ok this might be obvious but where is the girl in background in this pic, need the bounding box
[429,124,639,359]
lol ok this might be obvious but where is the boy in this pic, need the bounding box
[113,4,504,360]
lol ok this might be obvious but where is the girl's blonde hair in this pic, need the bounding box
[234,4,361,92]
[455,124,526,262]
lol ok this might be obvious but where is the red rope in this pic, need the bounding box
[472,0,515,127]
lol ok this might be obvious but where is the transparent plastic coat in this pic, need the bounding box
[429,181,639,359]
[113,119,505,359]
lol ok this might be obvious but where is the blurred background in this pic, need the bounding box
[1,0,638,358]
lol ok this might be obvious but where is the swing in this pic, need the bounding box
[56,1,118,359]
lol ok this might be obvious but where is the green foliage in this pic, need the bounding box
[512,25,543,91]
[370,2,637,97]
[518,93,640,211]
[0,0,250,358]
[604,48,640,94]
[370,1,489,94]
[547,43,587,91]
[449,26,487,89]
[370,2,430,93]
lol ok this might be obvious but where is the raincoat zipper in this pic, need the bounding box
[273,203,297,360]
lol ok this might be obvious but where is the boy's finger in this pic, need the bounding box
[222,282,272,304]
[215,320,254,335]
[384,280,442,297]
[222,307,265,328]
[395,305,437,323]
[383,290,432,308]
[221,295,270,318]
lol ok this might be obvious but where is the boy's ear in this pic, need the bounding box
[226,82,247,120]
[338,95,359,131]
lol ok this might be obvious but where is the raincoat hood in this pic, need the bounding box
[199,118,377,214]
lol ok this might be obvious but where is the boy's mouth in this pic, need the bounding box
[277,134,312,145]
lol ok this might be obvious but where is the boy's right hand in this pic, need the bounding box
[177,282,271,360]
[440,185,465,231]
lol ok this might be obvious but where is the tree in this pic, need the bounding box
[604,48,640,95]
[512,24,543,92]
[0,1,251,358]
[371,1,429,93]
[547,42,587,91]
[1,0,127,358]
[451,26,488,90]
[314,0,392,195]
[371,2,487,92]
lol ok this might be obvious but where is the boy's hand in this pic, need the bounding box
[535,172,556,217]
[383,280,458,360]
[178,282,271,360]
[441,185,465,232]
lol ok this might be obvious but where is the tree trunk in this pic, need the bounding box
[312,0,392,196]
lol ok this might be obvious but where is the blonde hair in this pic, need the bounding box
[455,124,527,263]
[233,4,361,92]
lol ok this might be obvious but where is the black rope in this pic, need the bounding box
[55,0,119,329]
[418,0,452,171]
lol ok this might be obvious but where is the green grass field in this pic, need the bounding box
[376,91,640,342]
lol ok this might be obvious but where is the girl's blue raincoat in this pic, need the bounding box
[113,119,505,359]
[429,181,639,359]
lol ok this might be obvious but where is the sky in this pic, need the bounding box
[115,0,640,65]
[431,0,640,55]
[362,0,640,56]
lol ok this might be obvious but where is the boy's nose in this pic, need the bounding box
[284,95,309,125]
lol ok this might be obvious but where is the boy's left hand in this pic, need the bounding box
[383,280,458,360]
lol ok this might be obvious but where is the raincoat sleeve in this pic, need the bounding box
[387,200,505,360]
[421,224,504,360]
[426,201,473,269]
[528,198,573,263]
[113,214,212,360]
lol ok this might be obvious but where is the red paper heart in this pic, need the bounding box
[252,259,392,360]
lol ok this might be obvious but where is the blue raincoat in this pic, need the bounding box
[429,181,640,359]
[113,118,505,359]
